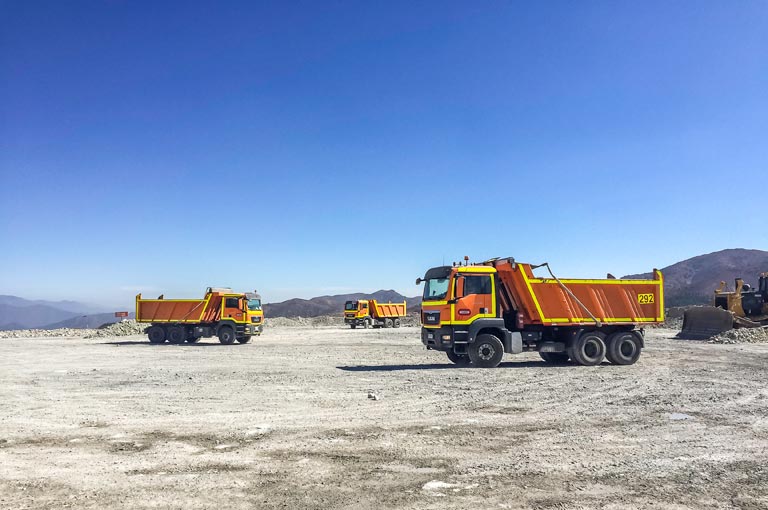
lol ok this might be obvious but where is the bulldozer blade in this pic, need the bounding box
[677,306,735,340]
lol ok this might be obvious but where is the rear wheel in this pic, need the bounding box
[393,318,401,328]
[468,334,504,368]
[568,331,606,366]
[167,326,186,344]
[218,326,236,345]
[237,336,251,344]
[606,331,642,365]
[147,326,166,344]
[446,350,470,366]
[384,318,393,328]
[539,351,569,364]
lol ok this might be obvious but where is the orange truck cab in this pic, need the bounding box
[136,288,264,344]
[344,299,407,329]
[417,257,664,368]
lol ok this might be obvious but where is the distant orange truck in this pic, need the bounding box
[417,257,664,367]
[344,299,407,329]
[136,288,264,344]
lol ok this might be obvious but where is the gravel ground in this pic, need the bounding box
[1,326,767,509]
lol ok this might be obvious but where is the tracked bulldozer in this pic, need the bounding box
[678,273,768,339]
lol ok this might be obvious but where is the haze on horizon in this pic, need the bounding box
[2,1,766,308]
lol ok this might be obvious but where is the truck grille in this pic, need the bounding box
[251,316,262,323]
[423,311,441,325]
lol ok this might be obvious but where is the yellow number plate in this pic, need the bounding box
[638,293,655,304]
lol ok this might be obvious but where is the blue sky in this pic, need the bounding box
[1,1,766,307]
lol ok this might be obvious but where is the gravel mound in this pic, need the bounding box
[709,327,768,344]
[0,327,96,339]
[84,320,148,338]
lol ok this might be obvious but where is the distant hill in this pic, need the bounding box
[0,295,124,330]
[43,312,136,330]
[624,248,768,306]
[264,289,421,318]
[0,303,81,330]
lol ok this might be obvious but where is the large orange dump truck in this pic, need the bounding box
[135,288,264,344]
[417,257,663,367]
[344,299,407,329]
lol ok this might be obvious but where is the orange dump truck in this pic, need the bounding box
[344,299,407,329]
[135,288,264,344]
[417,257,664,367]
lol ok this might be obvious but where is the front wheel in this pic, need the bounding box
[468,334,504,368]
[218,327,236,345]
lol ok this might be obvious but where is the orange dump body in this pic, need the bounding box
[135,292,224,323]
[490,259,664,326]
[370,300,407,319]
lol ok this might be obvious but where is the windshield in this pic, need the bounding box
[423,278,450,301]
[247,299,262,311]
[344,301,358,311]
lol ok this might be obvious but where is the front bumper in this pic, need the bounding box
[421,326,468,351]
[344,316,366,325]
[245,324,263,335]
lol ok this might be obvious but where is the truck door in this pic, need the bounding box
[454,274,494,323]
[223,296,244,322]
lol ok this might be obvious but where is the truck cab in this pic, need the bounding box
[344,300,370,328]
[244,292,265,335]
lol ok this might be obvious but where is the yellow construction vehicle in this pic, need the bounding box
[678,273,768,339]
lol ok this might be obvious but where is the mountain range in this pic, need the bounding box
[624,248,768,306]
[2,248,767,329]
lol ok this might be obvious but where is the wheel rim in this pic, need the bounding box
[478,343,495,361]
[619,339,636,358]
[584,339,600,359]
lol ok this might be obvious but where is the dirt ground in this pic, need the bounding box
[1,326,767,509]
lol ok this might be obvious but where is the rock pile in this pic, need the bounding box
[265,316,343,328]
[84,320,148,338]
[709,327,768,344]
[0,327,95,339]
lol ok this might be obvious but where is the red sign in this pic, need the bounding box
[114,311,129,318]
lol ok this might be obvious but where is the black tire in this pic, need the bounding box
[393,318,401,328]
[467,334,504,368]
[218,326,236,345]
[350,324,356,329]
[147,326,166,344]
[446,350,470,366]
[539,351,570,364]
[384,318,393,328]
[606,331,642,365]
[167,326,186,344]
[568,331,607,366]
[237,336,251,344]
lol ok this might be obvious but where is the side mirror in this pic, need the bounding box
[415,277,422,285]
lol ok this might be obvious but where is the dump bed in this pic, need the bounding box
[491,260,664,326]
[135,293,222,323]
[370,300,407,319]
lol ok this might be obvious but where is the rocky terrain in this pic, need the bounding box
[1,325,767,509]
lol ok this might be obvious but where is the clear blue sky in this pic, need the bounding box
[1,1,766,308]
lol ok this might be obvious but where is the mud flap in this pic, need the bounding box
[677,307,734,340]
